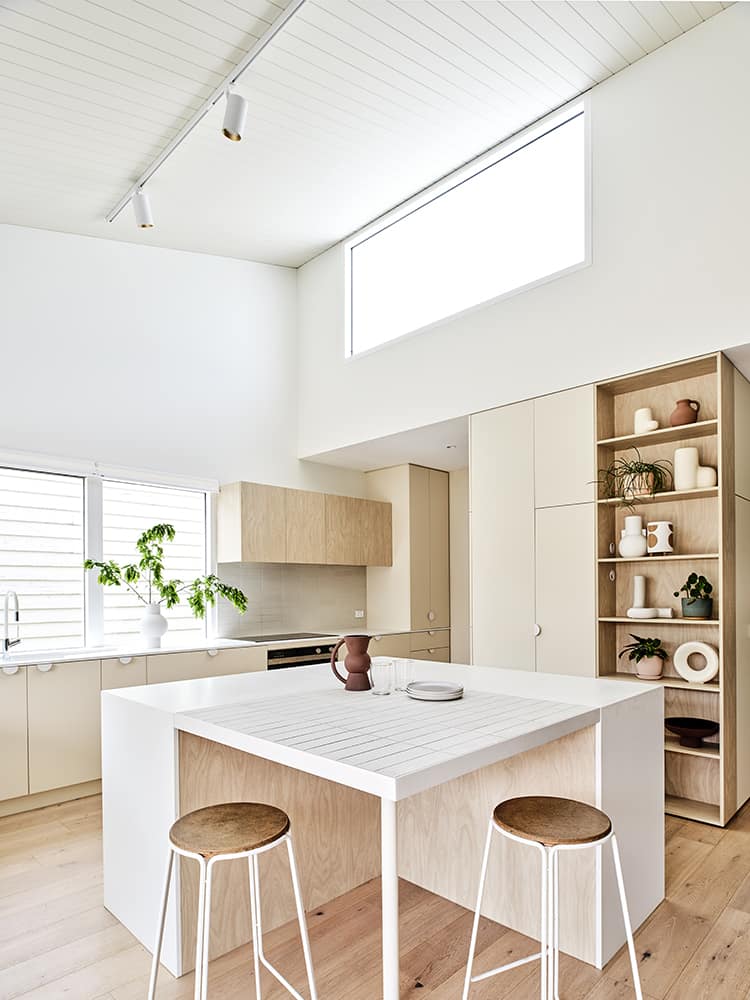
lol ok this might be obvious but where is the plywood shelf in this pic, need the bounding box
[597,419,718,451]
[598,554,719,563]
[599,617,719,626]
[665,795,722,826]
[597,487,718,506]
[606,673,720,692]
[665,735,720,759]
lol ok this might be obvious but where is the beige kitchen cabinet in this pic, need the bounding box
[101,655,147,690]
[218,481,391,567]
[410,629,450,653]
[286,489,326,564]
[412,647,451,663]
[369,633,412,658]
[28,659,102,793]
[217,482,287,563]
[326,496,392,566]
[470,386,596,674]
[365,465,450,631]
[146,646,266,684]
[534,504,596,676]
[0,666,28,801]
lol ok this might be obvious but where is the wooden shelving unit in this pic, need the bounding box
[595,353,750,827]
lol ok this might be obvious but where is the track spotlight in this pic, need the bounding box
[222,91,248,141]
[132,188,154,228]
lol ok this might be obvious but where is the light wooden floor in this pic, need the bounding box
[2,796,750,999]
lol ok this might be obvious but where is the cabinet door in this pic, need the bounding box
[370,633,411,658]
[208,647,267,675]
[28,660,102,793]
[286,490,326,564]
[412,647,450,663]
[101,656,147,690]
[428,469,450,627]
[535,504,596,676]
[241,483,287,562]
[326,495,362,565]
[361,499,393,567]
[534,386,596,508]
[409,466,432,627]
[0,666,28,801]
[470,403,536,670]
[147,647,266,683]
[736,496,750,806]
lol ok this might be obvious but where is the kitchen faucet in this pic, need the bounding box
[3,591,20,654]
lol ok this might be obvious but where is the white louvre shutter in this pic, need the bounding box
[101,480,207,644]
[0,468,85,651]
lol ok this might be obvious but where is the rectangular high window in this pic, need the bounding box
[347,107,587,356]
[101,480,207,645]
[0,468,84,651]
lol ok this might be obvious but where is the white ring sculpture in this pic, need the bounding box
[673,641,720,684]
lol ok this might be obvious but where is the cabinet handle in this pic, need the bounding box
[427,611,436,622]
[36,663,53,673]
[207,648,219,658]
[2,665,19,676]
[533,624,542,637]
[428,648,435,654]
[119,656,132,665]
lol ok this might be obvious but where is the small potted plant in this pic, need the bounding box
[84,523,247,647]
[596,449,673,508]
[618,634,668,680]
[674,573,714,620]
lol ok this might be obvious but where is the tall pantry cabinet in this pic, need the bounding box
[470,385,597,674]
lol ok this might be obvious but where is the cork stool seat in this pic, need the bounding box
[148,802,317,1000]
[462,796,643,1000]
[493,796,612,848]
[169,803,290,857]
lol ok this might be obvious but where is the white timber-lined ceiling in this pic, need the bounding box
[0,0,734,266]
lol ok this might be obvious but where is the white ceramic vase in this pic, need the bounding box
[647,520,674,555]
[619,515,648,558]
[633,407,659,434]
[141,603,168,647]
[674,447,699,491]
[696,465,718,488]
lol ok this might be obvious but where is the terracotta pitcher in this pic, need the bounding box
[670,399,700,426]
[331,635,372,691]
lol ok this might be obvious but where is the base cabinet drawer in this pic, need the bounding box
[102,656,147,690]
[411,646,451,663]
[28,660,102,794]
[147,647,266,684]
[369,634,412,658]
[0,666,29,801]
[410,630,450,653]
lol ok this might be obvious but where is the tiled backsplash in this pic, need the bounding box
[216,562,367,638]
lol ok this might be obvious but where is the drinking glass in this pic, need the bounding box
[370,657,394,695]
[395,658,416,692]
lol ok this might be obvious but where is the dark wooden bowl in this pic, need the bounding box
[665,717,720,749]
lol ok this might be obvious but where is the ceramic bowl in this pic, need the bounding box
[665,717,719,749]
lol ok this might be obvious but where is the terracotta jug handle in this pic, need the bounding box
[690,400,700,412]
[331,638,347,684]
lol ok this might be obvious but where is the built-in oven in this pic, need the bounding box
[265,641,337,670]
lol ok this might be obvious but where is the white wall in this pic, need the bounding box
[297,5,750,459]
[0,224,364,495]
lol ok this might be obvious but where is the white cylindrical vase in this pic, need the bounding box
[619,515,648,558]
[674,447,699,491]
[632,575,646,609]
[141,603,168,648]
[647,521,674,555]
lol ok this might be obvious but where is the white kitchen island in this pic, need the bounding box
[102,661,664,998]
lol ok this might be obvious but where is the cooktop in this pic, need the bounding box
[239,632,334,643]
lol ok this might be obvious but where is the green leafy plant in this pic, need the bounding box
[618,634,668,664]
[84,523,247,618]
[674,573,713,605]
[596,449,673,508]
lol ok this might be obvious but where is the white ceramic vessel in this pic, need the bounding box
[141,603,168,647]
[619,515,648,558]
[674,447,699,490]
[647,521,674,555]
[633,407,659,434]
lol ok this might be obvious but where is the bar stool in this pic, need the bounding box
[462,796,643,1000]
[147,802,318,1000]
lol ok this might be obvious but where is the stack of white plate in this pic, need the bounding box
[406,681,464,702]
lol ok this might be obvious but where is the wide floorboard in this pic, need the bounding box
[1,796,750,998]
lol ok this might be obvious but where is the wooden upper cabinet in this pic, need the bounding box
[286,489,326,564]
[534,385,596,508]
[218,482,391,566]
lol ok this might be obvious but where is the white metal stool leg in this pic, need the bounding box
[611,835,644,1000]
[193,857,208,1000]
[147,849,174,1000]
[199,860,215,1000]
[286,836,319,1000]
[248,855,263,1000]
[462,820,494,1000]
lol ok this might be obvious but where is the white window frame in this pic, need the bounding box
[344,96,592,360]
[0,448,218,650]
